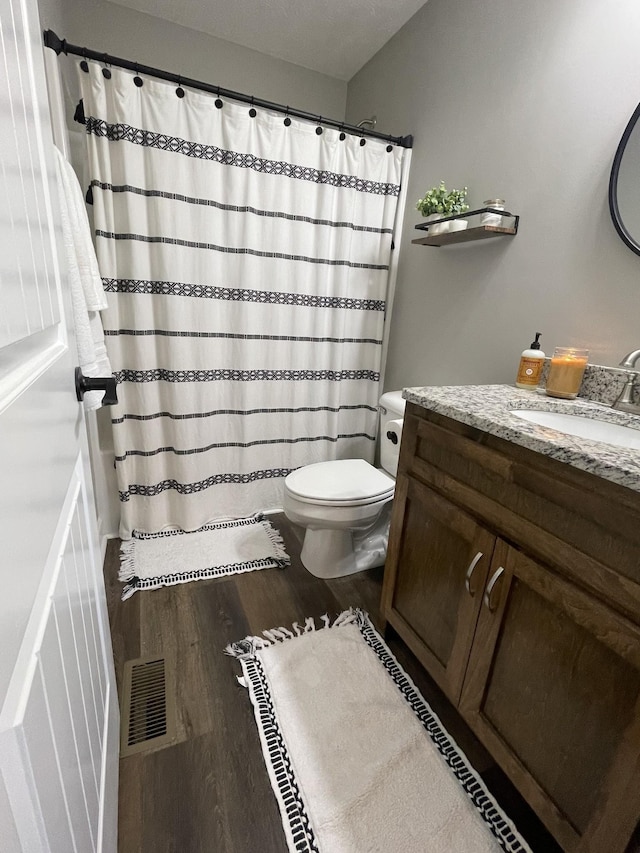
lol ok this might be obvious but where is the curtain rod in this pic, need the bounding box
[43,30,413,149]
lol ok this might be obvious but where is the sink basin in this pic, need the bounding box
[510,410,640,450]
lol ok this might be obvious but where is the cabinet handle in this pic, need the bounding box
[464,551,484,596]
[483,566,505,612]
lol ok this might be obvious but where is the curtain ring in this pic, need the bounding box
[80,48,89,73]
[176,76,185,98]
[249,96,256,118]
[339,125,346,142]
[315,115,323,136]
[101,53,111,79]
[133,62,143,87]
[284,107,291,127]
[215,87,223,109]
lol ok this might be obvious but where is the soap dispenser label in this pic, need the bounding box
[516,357,543,385]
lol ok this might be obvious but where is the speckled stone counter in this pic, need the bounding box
[403,384,640,492]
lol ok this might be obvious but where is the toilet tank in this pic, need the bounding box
[379,391,406,477]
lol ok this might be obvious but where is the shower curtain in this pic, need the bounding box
[78,64,406,537]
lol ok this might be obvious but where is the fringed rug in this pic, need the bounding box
[227,609,531,853]
[119,513,289,599]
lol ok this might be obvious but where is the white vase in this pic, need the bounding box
[423,213,448,235]
[448,219,468,233]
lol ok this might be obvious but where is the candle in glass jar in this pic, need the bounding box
[545,348,589,399]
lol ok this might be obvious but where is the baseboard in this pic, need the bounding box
[263,506,284,516]
[100,532,118,564]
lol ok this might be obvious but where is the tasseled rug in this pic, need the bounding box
[226,608,531,853]
[119,513,289,599]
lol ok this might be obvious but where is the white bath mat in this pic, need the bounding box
[119,513,289,599]
[226,609,531,853]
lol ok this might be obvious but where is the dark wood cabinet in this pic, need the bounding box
[386,475,495,703]
[382,402,640,853]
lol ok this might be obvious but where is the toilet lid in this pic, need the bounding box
[285,459,395,506]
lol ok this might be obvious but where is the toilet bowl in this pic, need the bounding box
[283,391,405,578]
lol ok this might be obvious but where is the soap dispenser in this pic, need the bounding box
[515,333,545,389]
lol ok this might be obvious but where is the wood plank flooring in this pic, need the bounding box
[104,513,562,853]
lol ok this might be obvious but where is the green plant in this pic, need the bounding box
[416,181,448,216]
[416,181,469,218]
[444,186,469,217]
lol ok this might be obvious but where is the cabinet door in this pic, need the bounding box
[459,540,640,853]
[382,475,496,703]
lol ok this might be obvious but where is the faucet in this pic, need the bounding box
[612,350,640,413]
[619,349,640,369]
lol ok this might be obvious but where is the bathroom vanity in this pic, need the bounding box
[381,385,640,853]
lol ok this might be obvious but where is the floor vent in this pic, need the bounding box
[120,655,176,757]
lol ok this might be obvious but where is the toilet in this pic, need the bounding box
[283,391,406,578]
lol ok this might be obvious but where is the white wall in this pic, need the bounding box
[37,0,347,124]
[346,0,640,389]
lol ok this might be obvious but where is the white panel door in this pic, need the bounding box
[0,0,119,850]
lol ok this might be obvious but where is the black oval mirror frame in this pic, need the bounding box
[609,101,640,257]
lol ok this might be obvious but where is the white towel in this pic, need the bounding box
[54,146,112,411]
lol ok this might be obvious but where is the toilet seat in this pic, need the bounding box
[285,459,394,507]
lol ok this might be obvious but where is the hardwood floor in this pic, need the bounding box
[104,513,562,853]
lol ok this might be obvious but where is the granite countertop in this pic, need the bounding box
[403,384,640,492]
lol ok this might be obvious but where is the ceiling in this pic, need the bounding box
[108,0,429,81]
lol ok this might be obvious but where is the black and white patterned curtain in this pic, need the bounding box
[79,65,407,537]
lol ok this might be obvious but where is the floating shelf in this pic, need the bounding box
[412,224,517,246]
[413,206,519,247]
